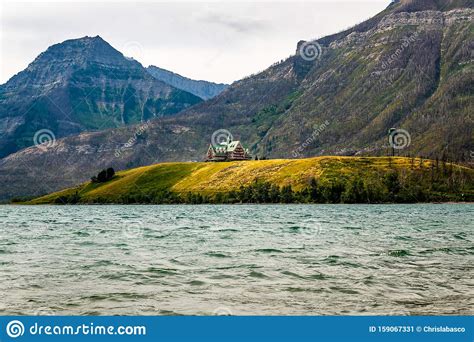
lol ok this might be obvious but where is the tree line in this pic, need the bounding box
[58,164,472,204]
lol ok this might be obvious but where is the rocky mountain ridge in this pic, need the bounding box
[0,36,202,158]
[147,66,228,100]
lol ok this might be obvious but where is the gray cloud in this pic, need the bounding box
[0,1,390,84]
[199,12,268,33]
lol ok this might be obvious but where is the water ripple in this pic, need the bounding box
[0,204,472,315]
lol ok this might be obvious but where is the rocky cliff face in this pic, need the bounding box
[262,7,473,159]
[0,0,472,201]
[147,66,228,100]
[0,36,202,158]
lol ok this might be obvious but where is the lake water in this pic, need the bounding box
[0,204,472,315]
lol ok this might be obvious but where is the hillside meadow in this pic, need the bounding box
[24,156,474,205]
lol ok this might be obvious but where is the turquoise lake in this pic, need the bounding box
[0,204,472,315]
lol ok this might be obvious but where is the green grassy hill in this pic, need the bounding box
[26,157,474,204]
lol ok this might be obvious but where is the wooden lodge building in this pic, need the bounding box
[206,138,251,162]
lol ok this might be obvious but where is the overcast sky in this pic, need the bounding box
[0,0,390,84]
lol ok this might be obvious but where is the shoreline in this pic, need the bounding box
[6,201,474,206]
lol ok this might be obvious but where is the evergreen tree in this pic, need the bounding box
[106,167,115,179]
[97,169,108,182]
[309,178,319,202]
[269,184,281,203]
[384,172,401,202]
[342,177,366,203]
[281,185,294,203]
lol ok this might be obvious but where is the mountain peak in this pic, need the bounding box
[42,35,124,64]
[77,35,104,41]
[391,0,473,12]
[2,35,138,91]
[64,35,110,48]
[0,35,203,159]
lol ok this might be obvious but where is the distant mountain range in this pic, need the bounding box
[147,66,228,100]
[0,36,228,158]
[0,0,473,201]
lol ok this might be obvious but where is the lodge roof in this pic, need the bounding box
[206,135,251,161]
[209,140,243,153]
